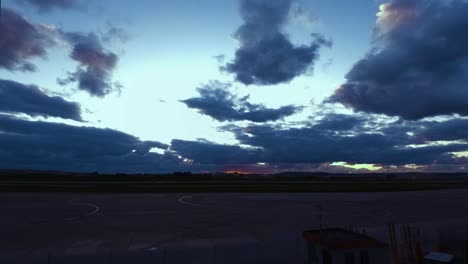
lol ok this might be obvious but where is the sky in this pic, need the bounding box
[1,0,468,174]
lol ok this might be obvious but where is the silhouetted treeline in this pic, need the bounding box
[1,170,468,182]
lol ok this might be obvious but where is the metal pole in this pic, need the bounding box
[466,220,468,264]
[108,250,112,264]
[388,223,398,264]
[415,240,423,264]
[213,243,216,264]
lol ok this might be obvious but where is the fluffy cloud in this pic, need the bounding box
[223,0,331,85]
[171,114,468,168]
[313,113,366,132]
[58,32,120,97]
[181,82,303,122]
[230,123,464,165]
[170,139,263,165]
[0,8,120,97]
[1,112,468,173]
[0,8,55,72]
[0,115,181,173]
[407,118,468,144]
[0,79,82,121]
[16,0,79,12]
[330,0,468,120]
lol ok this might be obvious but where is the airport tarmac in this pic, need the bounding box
[1,189,468,256]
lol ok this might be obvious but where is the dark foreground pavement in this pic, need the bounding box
[1,190,468,263]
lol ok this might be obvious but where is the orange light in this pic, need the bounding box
[224,170,249,174]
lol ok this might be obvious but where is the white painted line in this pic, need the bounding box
[177,195,233,209]
[178,195,200,206]
[85,203,100,216]
[68,201,101,217]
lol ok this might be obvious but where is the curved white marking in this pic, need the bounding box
[69,201,101,217]
[177,195,233,209]
[178,195,200,206]
[85,203,100,216]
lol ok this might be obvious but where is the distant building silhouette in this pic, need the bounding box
[303,228,389,264]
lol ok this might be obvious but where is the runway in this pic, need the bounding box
[1,189,468,256]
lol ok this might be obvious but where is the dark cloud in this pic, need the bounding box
[16,0,79,12]
[0,79,82,121]
[313,113,365,131]
[0,115,182,173]
[373,117,468,146]
[181,82,303,122]
[58,32,119,97]
[170,139,263,165]
[172,114,468,168]
[410,119,468,144]
[0,8,54,72]
[330,0,468,120]
[0,8,120,97]
[1,112,468,172]
[223,0,331,85]
[231,123,464,165]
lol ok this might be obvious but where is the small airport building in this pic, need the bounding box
[303,228,390,264]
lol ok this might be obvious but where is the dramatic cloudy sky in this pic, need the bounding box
[1,0,468,173]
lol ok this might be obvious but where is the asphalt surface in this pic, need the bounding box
[1,189,468,256]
